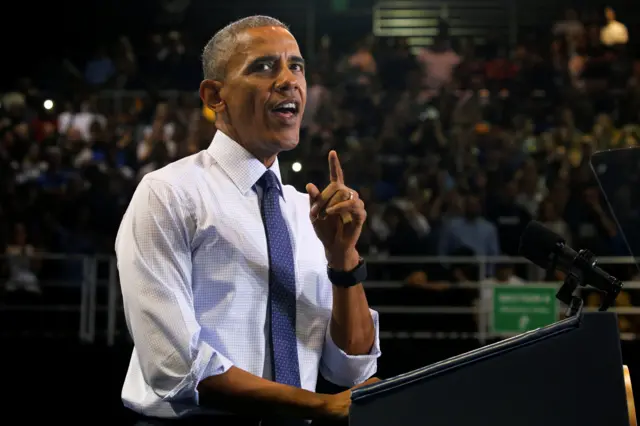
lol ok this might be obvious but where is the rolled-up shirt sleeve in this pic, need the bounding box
[116,178,233,406]
[320,309,381,387]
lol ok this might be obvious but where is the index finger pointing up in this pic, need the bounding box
[328,150,344,183]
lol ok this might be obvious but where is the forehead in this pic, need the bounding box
[232,26,301,62]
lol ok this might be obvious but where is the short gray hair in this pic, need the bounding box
[202,15,289,81]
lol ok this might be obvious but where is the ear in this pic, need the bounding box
[200,79,226,113]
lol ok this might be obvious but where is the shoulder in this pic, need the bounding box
[141,150,210,188]
[136,150,214,205]
[120,156,206,241]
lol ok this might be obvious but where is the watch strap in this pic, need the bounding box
[327,258,367,288]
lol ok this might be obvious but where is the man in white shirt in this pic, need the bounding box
[600,7,628,46]
[116,15,380,425]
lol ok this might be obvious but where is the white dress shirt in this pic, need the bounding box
[115,130,381,418]
[600,21,628,46]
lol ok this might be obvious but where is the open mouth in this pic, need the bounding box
[271,100,299,121]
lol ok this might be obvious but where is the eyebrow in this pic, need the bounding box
[249,55,306,67]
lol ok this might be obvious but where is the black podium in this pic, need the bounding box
[350,312,631,426]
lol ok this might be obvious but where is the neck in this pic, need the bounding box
[216,124,278,167]
[244,143,278,167]
[261,155,277,168]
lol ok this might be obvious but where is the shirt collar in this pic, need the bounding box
[206,130,284,198]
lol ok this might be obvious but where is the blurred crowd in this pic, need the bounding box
[1,7,640,313]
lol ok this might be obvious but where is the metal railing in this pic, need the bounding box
[1,254,639,345]
[0,253,109,342]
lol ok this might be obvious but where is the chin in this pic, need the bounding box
[277,138,300,152]
[273,130,300,151]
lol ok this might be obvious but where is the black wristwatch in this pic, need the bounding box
[327,258,367,288]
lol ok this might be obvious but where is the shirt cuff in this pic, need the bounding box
[190,342,234,406]
[320,309,381,387]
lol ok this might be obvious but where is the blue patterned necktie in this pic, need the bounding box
[258,170,302,390]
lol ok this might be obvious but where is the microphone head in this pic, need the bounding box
[519,221,565,269]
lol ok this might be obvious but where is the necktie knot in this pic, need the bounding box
[258,170,281,192]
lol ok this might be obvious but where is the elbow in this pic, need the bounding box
[341,326,375,356]
[145,363,192,401]
[135,346,200,402]
[347,336,375,356]
[138,336,233,404]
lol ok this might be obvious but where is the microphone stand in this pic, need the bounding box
[556,270,584,318]
[552,249,620,318]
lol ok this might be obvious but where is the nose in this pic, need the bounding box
[274,66,299,92]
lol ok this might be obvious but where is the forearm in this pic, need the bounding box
[197,366,328,419]
[327,249,375,355]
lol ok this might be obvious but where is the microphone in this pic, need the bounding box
[518,221,622,309]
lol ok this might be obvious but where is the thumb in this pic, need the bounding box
[351,377,382,391]
[306,183,321,215]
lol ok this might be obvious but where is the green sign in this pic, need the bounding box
[492,286,558,334]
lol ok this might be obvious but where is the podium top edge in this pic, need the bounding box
[351,315,582,402]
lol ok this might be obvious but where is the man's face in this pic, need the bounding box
[605,8,615,21]
[213,26,307,159]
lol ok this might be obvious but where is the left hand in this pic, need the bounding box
[319,377,382,419]
[306,151,366,269]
